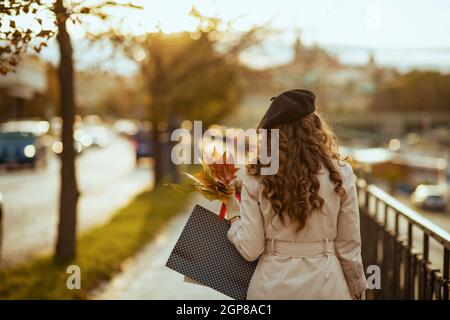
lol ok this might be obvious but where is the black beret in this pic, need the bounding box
[259,89,316,129]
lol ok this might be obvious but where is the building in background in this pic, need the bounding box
[0,55,48,120]
[234,33,423,145]
[269,34,397,112]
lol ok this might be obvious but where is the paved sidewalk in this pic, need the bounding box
[92,197,231,300]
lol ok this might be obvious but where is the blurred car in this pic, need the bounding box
[82,126,110,148]
[51,129,86,155]
[51,117,95,155]
[83,114,102,126]
[113,119,140,137]
[51,139,83,155]
[410,184,447,211]
[0,119,49,136]
[132,129,154,161]
[0,131,47,168]
[0,119,49,168]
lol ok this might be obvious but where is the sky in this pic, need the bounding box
[134,0,449,48]
[42,0,450,72]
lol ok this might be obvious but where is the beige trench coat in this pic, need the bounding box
[227,161,367,300]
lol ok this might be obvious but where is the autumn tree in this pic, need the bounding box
[371,70,450,111]
[0,0,140,262]
[115,8,263,184]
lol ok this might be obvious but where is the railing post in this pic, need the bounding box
[393,212,401,298]
[444,248,449,300]
[359,181,369,270]
[382,204,397,299]
[405,222,413,299]
[373,198,382,299]
[420,234,429,299]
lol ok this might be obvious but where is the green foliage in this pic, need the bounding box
[0,0,141,75]
[128,10,261,126]
[138,31,245,125]
[371,70,450,111]
[0,0,55,74]
[0,186,189,299]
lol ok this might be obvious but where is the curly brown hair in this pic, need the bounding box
[247,112,348,231]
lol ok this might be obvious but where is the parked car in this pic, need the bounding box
[82,126,111,148]
[0,131,47,168]
[0,119,49,137]
[51,139,83,155]
[113,119,140,138]
[410,184,447,211]
[132,129,154,161]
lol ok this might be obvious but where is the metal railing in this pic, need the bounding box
[357,179,450,300]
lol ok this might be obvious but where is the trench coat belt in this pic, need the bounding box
[265,238,335,257]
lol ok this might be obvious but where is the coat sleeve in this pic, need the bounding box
[227,176,265,262]
[335,164,368,297]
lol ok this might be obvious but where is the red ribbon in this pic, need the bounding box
[219,202,227,220]
[219,193,241,220]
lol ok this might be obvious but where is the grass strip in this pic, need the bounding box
[0,186,189,299]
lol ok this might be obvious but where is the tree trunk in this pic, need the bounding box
[166,114,180,183]
[152,126,165,185]
[14,98,25,118]
[54,1,79,263]
[147,50,166,186]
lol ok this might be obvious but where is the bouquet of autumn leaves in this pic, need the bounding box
[169,150,240,219]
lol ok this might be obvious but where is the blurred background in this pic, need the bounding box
[0,0,449,299]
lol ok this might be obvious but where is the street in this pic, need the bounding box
[0,134,152,267]
[396,195,450,232]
